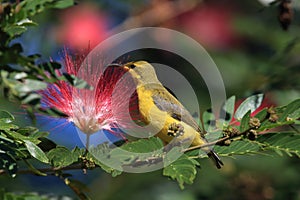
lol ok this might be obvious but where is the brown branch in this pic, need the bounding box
[183,114,273,153]
[183,136,230,153]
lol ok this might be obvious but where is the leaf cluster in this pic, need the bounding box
[0,0,91,121]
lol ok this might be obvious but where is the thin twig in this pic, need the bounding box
[85,133,91,155]
[183,136,230,152]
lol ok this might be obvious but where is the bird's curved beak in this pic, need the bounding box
[106,63,130,71]
[123,65,130,70]
[107,63,122,68]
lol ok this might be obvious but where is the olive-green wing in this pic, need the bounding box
[152,87,202,133]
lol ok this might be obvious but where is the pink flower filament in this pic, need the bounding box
[41,52,131,135]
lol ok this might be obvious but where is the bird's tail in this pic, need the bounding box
[207,150,223,169]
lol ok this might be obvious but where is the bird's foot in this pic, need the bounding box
[168,123,184,137]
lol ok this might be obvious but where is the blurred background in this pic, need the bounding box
[1,0,300,199]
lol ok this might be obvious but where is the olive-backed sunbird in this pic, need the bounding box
[119,61,223,168]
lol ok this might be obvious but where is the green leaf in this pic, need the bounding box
[52,0,74,9]
[24,140,49,163]
[4,25,27,37]
[258,99,300,131]
[88,144,123,176]
[235,94,264,120]
[254,108,268,121]
[288,107,300,121]
[220,96,236,125]
[0,122,19,132]
[89,138,164,175]
[257,132,300,157]
[214,140,261,156]
[0,110,15,124]
[12,72,28,80]
[18,0,74,18]
[259,119,293,131]
[16,18,37,27]
[163,154,199,189]
[240,110,251,132]
[214,132,300,158]
[4,18,37,37]
[47,146,77,168]
[0,135,14,144]
[72,147,85,159]
[121,137,164,153]
[278,99,300,122]
[23,159,47,176]
[21,93,41,105]
[6,130,39,143]
[17,126,45,138]
[14,79,47,94]
[97,163,122,177]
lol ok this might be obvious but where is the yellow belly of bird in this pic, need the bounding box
[136,86,206,147]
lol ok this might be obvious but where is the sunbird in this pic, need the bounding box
[117,61,223,168]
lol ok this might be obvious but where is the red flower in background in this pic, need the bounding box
[54,3,109,50]
[231,94,277,125]
[179,4,238,50]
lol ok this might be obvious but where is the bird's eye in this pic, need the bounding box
[129,64,136,69]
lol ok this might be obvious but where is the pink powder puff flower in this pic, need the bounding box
[40,50,133,138]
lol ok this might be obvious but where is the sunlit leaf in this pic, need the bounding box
[14,79,47,94]
[0,110,15,124]
[24,140,49,163]
[235,94,264,120]
[4,26,27,37]
[21,93,41,105]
